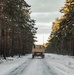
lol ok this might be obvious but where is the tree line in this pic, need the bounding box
[46,0,74,55]
[0,0,37,59]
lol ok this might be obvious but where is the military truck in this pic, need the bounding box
[32,45,45,58]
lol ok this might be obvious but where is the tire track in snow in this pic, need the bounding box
[22,58,44,75]
[7,58,32,75]
[23,58,57,75]
[7,54,72,75]
[44,56,71,75]
[41,59,59,75]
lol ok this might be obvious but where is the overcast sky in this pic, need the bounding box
[25,0,65,44]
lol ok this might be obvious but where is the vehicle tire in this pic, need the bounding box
[42,54,45,58]
[32,55,34,58]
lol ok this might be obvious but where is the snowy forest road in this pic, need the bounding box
[6,54,74,75]
[7,56,58,75]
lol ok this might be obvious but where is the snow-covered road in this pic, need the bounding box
[0,54,74,75]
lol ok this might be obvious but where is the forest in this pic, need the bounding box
[0,0,74,60]
[0,0,37,59]
[46,0,74,56]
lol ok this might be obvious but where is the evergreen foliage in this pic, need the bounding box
[0,0,37,59]
[46,0,74,55]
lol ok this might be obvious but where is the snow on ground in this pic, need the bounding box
[0,54,74,75]
[0,55,31,75]
[45,54,74,75]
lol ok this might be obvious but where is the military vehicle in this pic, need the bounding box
[32,45,45,58]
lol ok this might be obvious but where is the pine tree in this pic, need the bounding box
[46,0,74,55]
[0,0,37,58]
